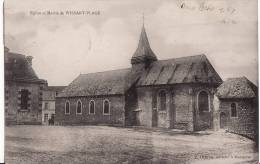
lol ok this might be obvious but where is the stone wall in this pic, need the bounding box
[136,85,192,129]
[173,85,193,130]
[218,98,258,140]
[136,87,153,127]
[136,84,217,131]
[125,87,138,126]
[55,95,125,126]
[212,95,220,131]
[5,81,45,125]
[136,85,194,130]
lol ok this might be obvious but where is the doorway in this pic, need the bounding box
[152,108,158,127]
[220,112,227,129]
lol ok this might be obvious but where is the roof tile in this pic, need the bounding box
[59,54,223,97]
[216,77,257,99]
[5,50,46,83]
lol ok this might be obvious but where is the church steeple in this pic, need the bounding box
[131,21,157,65]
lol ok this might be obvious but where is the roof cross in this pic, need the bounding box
[142,12,145,27]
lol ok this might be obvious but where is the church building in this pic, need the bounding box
[55,25,223,131]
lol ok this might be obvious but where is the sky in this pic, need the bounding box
[4,0,258,86]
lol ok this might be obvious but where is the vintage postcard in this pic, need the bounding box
[4,0,258,163]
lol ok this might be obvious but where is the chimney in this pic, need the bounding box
[26,56,33,66]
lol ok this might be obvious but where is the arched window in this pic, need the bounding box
[76,100,82,114]
[198,91,209,112]
[103,100,110,115]
[158,90,166,111]
[65,101,70,114]
[231,103,237,117]
[89,100,95,114]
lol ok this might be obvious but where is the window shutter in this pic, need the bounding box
[18,90,21,108]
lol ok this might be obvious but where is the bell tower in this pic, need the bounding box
[131,16,157,66]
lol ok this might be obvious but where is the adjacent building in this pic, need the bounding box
[5,47,47,125]
[42,86,66,125]
[215,77,258,140]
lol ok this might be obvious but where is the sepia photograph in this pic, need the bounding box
[4,0,259,163]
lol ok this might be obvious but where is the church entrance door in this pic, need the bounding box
[152,108,158,127]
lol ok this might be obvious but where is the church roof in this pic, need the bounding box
[136,54,222,86]
[216,77,257,99]
[5,49,46,83]
[59,54,222,97]
[131,25,157,64]
[58,68,131,97]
